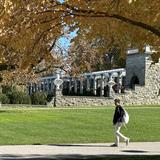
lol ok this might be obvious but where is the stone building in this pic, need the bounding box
[28,47,160,106]
[120,48,160,105]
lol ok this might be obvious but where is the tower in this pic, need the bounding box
[125,48,146,89]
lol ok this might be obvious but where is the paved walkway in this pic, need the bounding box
[0,142,160,160]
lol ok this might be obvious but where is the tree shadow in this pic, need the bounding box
[121,150,148,153]
[0,110,8,113]
[47,144,111,147]
[0,154,160,160]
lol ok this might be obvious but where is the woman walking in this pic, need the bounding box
[111,98,130,147]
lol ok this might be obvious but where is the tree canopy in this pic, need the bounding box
[0,0,160,83]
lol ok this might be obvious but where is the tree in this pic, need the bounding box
[61,0,160,60]
[68,39,125,75]
[0,0,65,84]
[0,0,160,84]
[68,40,102,75]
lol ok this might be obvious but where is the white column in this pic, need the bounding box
[30,83,33,94]
[34,83,37,92]
[100,74,105,96]
[36,82,40,91]
[69,78,72,94]
[108,73,115,98]
[93,75,97,95]
[80,78,84,95]
[86,76,90,92]
[40,81,42,91]
[43,80,46,91]
[104,76,108,87]
[117,72,122,93]
[50,79,53,91]
[47,79,50,92]
[74,78,78,94]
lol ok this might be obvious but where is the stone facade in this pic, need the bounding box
[47,48,160,107]
[121,59,160,105]
[51,96,114,107]
[125,49,146,87]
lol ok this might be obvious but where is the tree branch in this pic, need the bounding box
[58,3,160,38]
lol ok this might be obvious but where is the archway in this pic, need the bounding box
[130,75,139,89]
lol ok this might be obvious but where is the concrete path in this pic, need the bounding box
[0,142,160,160]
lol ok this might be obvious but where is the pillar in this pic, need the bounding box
[93,75,97,96]
[43,80,46,91]
[50,79,53,92]
[86,76,90,92]
[39,81,43,92]
[46,79,50,92]
[100,74,105,96]
[108,73,115,98]
[117,72,123,93]
[74,78,78,94]
[33,83,37,92]
[80,78,84,95]
[69,78,72,94]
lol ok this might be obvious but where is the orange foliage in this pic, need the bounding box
[0,0,160,84]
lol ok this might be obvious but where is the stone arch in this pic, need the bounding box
[130,75,139,89]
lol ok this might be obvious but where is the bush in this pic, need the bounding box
[8,90,31,104]
[31,92,47,105]
[21,94,32,104]
[2,85,14,95]
[2,85,31,104]
[0,93,10,104]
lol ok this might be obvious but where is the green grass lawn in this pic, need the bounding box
[0,106,159,145]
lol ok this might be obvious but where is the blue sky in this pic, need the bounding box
[58,0,65,3]
[54,28,78,56]
[54,0,78,55]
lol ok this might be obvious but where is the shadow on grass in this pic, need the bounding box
[0,154,160,160]
[47,144,111,147]
[0,110,8,113]
[121,150,148,153]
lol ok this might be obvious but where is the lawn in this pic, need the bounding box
[0,106,159,145]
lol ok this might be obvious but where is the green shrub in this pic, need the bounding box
[21,94,32,104]
[0,93,10,104]
[9,90,31,104]
[31,92,47,105]
[2,85,31,104]
[2,85,15,95]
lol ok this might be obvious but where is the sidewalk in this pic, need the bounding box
[0,142,160,160]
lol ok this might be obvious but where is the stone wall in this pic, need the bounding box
[121,59,160,105]
[121,51,160,105]
[48,59,160,107]
[51,96,114,107]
